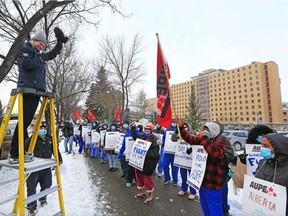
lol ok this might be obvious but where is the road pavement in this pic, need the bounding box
[86,157,203,216]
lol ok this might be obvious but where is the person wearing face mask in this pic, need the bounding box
[8,29,67,164]
[177,120,227,216]
[105,123,119,171]
[162,121,179,185]
[99,123,109,164]
[24,123,63,214]
[255,133,288,215]
[153,123,166,177]
[134,125,160,204]
[118,121,130,178]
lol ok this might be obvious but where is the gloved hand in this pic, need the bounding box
[171,132,179,142]
[186,147,192,155]
[54,27,69,43]
[238,153,248,165]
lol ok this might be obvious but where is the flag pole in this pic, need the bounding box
[156,33,182,140]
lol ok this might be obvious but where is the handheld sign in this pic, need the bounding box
[163,131,178,154]
[246,144,263,176]
[128,138,152,171]
[104,131,119,150]
[173,141,193,170]
[100,131,106,147]
[124,137,135,161]
[114,133,125,154]
[187,145,207,190]
[73,125,80,136]
[91,130,100,143]
[243,175,287,216]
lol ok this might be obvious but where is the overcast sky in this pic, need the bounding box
[1,0,288,108]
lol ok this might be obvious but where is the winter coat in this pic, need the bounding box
[136,135,160,176]
[255,133,288,215]
[25,134,63,163]
[62,122,74,138]
[17,41,62,91]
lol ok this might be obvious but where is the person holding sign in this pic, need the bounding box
[134,125,160,204]
[255,133,288,215]
[162,121,179,185]
[177,120,227,216]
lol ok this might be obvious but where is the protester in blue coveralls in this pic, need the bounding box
[162,121,179,185]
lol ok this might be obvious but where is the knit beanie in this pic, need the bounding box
[31,31,47,45]
[204,122,220,138]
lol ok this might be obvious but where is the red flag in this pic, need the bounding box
[87,107,96,121]
[115,105,121,122]
[156,36,172,129]
[74,109,81,120]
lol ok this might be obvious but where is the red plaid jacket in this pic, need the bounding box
[180,125,227,190]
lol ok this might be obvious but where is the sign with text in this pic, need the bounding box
[104,131,119,150]
[73,125,80,136]
[100,131,106,147]
[91,130,100,143]
[114,133,125,154]
[128,138,151,171]
[163,131,178,154]
[187,145,207,190]
[243,175,287,216]
[246,144,263,176]
[125,137,135,161]
[173,142,193,170]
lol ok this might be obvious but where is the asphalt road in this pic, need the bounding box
[86,157,203,216]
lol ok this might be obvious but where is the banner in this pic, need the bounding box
[128,138,152,171]
[187,145,207,190]
[104,131,119,150]
[243,175,287,215]
[156,36,172,129]
[246,144,263,176]
[173,141,193,170]
[163,131,178,154]
[87,107,96,121]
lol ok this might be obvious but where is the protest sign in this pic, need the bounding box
[91,130,100,143]
[124,137,135,161]
[104,131,119,150]
[246,144,263,176]
[115,133,125,154]
[163,131,178,154]
[174,141,193,170]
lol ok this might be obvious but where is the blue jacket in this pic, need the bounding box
[17,41,62,91]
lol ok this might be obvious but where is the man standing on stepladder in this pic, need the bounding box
[8,27,68,164]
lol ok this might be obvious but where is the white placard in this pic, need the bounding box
[246,144,263,176]
[104,131,119,150]
[163,131,178,154]
[73,125,80,136]
[128,138,152,171]
[114,133,125,154]
[187,145,207,190]
[91,130,100,143]
[81,126,90,137]
[100,130,106,146]
[125,137,135,161]
[173,142,193,170]
[243,175,287,216]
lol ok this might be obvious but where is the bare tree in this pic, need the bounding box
[98,33,146,119]
[131,89,148,119]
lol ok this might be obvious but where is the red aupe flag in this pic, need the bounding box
[156,36,172,129]
[74,109,81,120]
[115,105,121,122]
[87,107,96,121]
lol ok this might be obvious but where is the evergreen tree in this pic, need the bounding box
[85,66,115,121]
[185,84,202,135]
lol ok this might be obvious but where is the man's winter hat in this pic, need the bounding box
[31,31,47,45]
[204,122,220,138]
[40,123,47,128]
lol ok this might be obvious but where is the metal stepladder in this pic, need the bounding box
[0,87,65,216]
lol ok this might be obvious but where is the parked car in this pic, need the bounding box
[222,130,248,151]
[0,119,17,160]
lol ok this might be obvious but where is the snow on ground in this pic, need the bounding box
[0,142,243,216]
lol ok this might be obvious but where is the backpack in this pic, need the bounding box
[218,134,235,163]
